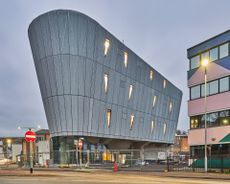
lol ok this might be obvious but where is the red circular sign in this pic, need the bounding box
[25,130,36,142]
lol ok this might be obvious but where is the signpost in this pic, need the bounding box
[78,139,84,168]
[25,130,36,173]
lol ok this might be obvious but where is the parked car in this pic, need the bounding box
[134,160,149,166]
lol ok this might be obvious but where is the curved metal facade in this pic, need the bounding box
[28,10,182,144]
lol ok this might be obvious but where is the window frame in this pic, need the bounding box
[219,42,229,59]
[190,54,201,70]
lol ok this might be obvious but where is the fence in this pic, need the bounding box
[168,155,230,173]
[14,149,168,171]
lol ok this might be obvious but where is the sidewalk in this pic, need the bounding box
[0,167,229,180]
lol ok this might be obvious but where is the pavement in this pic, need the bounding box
[0,167,230,180]
[0,169,230,184]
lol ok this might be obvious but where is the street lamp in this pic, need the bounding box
[202,58,209,173]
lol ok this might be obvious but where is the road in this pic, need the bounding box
[0,171,229,184]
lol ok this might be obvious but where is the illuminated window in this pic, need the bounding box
[104,39,110,56]
[169,102,173,113]
[151,120,154,133]
[163,123,167,135]
[124,52,128,68]
[163,80,167,88]
[104,74,109,93]
[128,85,133,100]
[107,109,111,128]
[152,96,157,107]
[150,70,153,80]
[190,118,199,129]
[130,114,135,130]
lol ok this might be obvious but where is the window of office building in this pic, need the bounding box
[151,120,154,133]
[200,114,206,128]
[220,77,229,92]
[209,80,218,95]
[191,85,200,99]
[208,112,219,127]
[104,74,109,93]
[219,110,230,126]
[104,39,110,56]
[190,116,200,129]
[201,83,210,97]
[107,109,111,128]
[219,43,229,59]
[190,55,200,70]
[130,114,135,130]
[210,47,218,62]
[152,95,157,107]
[201,51,209,61]
[150,70,154,80]
[128,85,133,100]
[191,109,230,129]
[124,52,128,68]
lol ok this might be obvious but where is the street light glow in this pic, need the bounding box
[202,59,209,67]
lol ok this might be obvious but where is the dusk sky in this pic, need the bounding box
[1,0,230,137]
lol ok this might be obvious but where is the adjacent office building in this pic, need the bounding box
[188,30,230,157]
[28,10,182,163]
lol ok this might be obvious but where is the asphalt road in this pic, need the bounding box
[0,172,229,184]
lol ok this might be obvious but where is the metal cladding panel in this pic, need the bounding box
[28,9,182,144]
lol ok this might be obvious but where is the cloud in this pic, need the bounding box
[1,0,230,136]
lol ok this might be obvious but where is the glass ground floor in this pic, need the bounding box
[50,136,142,165]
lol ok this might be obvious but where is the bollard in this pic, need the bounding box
[113,162,118,172]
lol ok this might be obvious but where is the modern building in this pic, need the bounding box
[187,30,230,158]
[28,9,182,164]
[170,133,189,156]
[0,137,23,162]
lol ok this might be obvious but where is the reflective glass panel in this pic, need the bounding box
[219,43,229,59]
[190,55,200,70]
[210,47,218,62]
[191,85,200,99]
[220,77,229,92]
[209,80,218,95]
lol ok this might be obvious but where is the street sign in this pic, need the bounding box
[25,130,36,142]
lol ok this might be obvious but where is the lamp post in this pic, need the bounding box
[202,59,209,173]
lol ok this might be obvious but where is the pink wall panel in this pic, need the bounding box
[188,91,230,116]
[188,126,230,146]
[188,62,230,87]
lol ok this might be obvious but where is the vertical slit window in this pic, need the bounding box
[104,74,109,93]
[151,120,154,133]
[124,52,128,68]
[150,70,154,80]
[163,80,167,89]
[163,123,167,135]
[104,39,110,56]
[128,85,133,100]
[107,109,111,128]
[130,114,135,130]
[152,95,157,107]
[169,102,173,113]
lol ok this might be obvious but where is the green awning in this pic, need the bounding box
[220,133,230,143]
